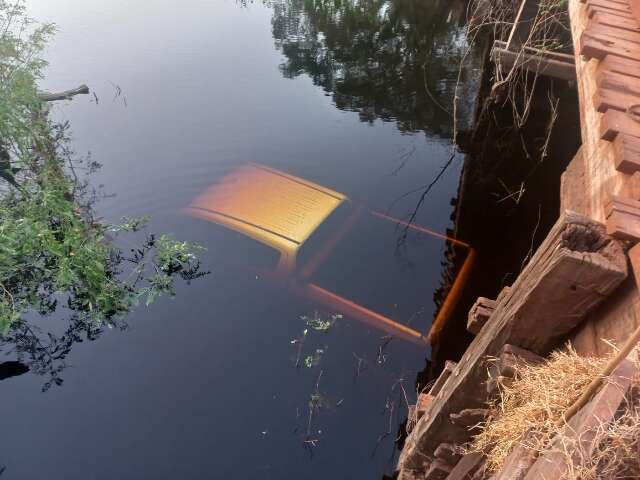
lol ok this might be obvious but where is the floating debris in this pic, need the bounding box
[304,348,325,368]
[301,311,342,332]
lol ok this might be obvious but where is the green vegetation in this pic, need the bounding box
[0,1,205,389]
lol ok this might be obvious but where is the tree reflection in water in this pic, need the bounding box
[271,0,479,137]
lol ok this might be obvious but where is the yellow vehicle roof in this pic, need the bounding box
[185,164,346,252]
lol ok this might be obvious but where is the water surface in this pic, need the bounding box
[2,1,480,478]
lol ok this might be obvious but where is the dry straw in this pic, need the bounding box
[468,346,640,478]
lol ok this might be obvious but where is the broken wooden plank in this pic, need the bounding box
[434,443,462,465]
[605,194,640,240]
[499,344,545,377]
[612,133,640,172]
[397,212,627,473]
[491,44,576,81]
[445,452,484,480]
[417,393,434,420]
[600,108,640,141]
[430,360,457,397]
[449,408,489,430]
[467,297,497,335]
[523,355,638,479]
[425,459,453,480]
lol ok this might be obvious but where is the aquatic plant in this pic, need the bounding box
[301,310,341,332]
[0,1,205,388]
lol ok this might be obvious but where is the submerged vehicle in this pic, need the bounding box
[185,164,474,345]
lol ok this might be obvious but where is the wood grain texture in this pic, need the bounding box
[397,212,627,473]
[605,194,640,239]
[571,0,638,221]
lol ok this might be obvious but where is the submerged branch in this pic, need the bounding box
[37,84,89,102]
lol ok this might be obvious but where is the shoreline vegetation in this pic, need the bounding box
[0,1,205,389]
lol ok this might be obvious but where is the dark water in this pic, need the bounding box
[2,1,482,478]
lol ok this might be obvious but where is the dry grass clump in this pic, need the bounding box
[469,346,640,478]
[469,347,606,472]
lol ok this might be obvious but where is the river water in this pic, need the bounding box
[3,1,482,478]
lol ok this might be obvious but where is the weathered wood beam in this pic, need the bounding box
[605,195,640,240]
[425,459,453,480]
[560,147,589,215]
[492,430,539,480]
[397,212,627,474]
[430,360,457,397]
[444,452,484,480]
[612,134,640,172]
[467,297,496,334]
[491,42,576,81]
[434,443,462,465]
[449,408,489,429]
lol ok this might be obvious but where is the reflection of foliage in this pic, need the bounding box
[0,2,206,389]
[271,0,473,136]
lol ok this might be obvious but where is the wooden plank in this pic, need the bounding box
[417,393,434,419]
[580,30,640,61]
[613,133,640,172]
[493,40,575,62]
[397,212,627,474]
[499,344,545,376]
[593,87,640,112]
[597,54,640,79]
[588,22,640,44]
[587,3,635,19]
[597,70,640,96]
[449,408,488,429]
[425,459,453,480]
[445,453,484,480]
[560,147,588,215]
[591,11,640,33]
[600,108,640,141]
[586,0,631,13]
[467,297,497,334]
[434,444,462,465]
[605,194,640,240]
[492,45,576,81]
[581,0,631,5]
[430,360,457,397]
[630,0,640,19]
[523,355,637,479]
[492,430,539,480]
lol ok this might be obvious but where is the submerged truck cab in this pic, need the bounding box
[185,163,474,345]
